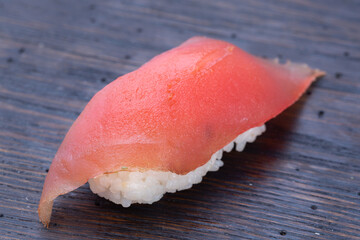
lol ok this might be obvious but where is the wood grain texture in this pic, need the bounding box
[0,0,359,239]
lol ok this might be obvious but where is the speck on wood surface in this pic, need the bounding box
[0,0,359,239]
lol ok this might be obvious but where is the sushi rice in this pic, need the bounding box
[89,125,266,207]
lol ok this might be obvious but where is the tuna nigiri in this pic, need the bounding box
[38,36,325,226]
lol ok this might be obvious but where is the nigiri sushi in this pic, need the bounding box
[38,36,325,226]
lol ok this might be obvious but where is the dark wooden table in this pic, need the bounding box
[1,0,359,239]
